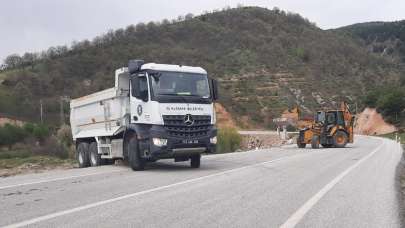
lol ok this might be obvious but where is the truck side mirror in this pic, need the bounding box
[210,78,219,101]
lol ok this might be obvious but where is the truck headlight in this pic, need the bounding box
[152,138,167,147]
[210,136,217,144]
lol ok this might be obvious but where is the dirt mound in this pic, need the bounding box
[354,108,397,135]
[215,103,237,129]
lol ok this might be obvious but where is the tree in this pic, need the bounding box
[4,54,22,69]
[185,13,194,20]
[376,88,405,121]
[22,52,38,69]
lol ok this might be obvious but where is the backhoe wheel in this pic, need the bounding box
[333,131,348,148]
[297,138,306,148]
[311,135,320,149]
[128,135,145,171]
[77,142,90,168]
[190,154,201,168]
[321,144,332,148]
[89,142,103,166]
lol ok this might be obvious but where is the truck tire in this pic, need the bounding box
[77,142,90,168]
[190,154,201,168]
[89,142,103,166]
[311,135,320,149]
[128,136,145,171]
[333,131,348,148]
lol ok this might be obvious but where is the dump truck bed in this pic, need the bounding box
[70,87,130,140]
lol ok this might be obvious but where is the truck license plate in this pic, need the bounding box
[182,139,198,144]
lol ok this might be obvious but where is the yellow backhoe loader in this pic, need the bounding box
[297,102,355,149]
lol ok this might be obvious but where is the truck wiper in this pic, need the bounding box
[158,93,178,96]
[158,93,201,97]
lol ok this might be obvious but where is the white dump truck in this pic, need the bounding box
[70,60,218,170]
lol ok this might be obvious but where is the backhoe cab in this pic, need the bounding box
[297,102,355,149]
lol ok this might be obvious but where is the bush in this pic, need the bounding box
[56,125,74,158]
[31,136,69,159]
[217,127,242,153]
[56,125,72,147]
[363,86,405,124]
[23,122,35,134]
[0,124,27,149]
[32,124,50,142]
[286,124,297,132]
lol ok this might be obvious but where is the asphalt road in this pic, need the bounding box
[0,136,403,228]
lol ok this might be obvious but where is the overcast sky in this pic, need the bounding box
[1,0,404,62]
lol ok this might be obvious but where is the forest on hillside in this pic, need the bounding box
[0,6,404,127]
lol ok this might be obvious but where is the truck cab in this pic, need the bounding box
[70,60,218,170]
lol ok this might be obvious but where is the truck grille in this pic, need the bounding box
[162,115,211,138]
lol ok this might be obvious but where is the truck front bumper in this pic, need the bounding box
[146,125,217,159]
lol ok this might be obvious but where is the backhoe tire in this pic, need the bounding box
[333,131,348,148]
[190,154,201,168]
[311,135,320,149]
[89,142,103,166]
[321,144,332,148]
[77,142,90,168]
[296,137,306,148]
[128,135,145,171]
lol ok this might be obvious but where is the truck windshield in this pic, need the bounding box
[150,71,210,98]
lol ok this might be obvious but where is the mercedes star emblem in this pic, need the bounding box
[184,114,194,126]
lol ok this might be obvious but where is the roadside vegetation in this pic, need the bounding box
[217,127,242,153]
[363,85,405,126]
[379,131,405,144]
[0,123,74,174]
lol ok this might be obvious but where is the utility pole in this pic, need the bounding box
[59,96,70,126]
[60,96,64,126]
[39,99,43,124]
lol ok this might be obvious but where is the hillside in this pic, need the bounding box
[336,20,405,64]
[0,7,403,128]
[336,21,405,127]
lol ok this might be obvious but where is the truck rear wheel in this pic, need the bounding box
[190,154,201,168]
[128,136,145,171]
[333,131,348,148]
[77,142,90,168]
[311,135,320,149]
[89,142,103,166]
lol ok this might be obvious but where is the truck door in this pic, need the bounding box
[130,73,153,124]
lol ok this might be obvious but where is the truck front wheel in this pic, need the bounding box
[190,154,201,168]
[77,142,90,168]
[128,136,145,171]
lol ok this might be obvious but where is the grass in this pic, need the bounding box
[0,156,74,169]
[0,72,7,80]
[0,149,75,170]
[379,132,405,144]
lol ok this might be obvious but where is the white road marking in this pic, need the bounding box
[2,153,310,228]
[0,169,124,190]
[280,139,386,228]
